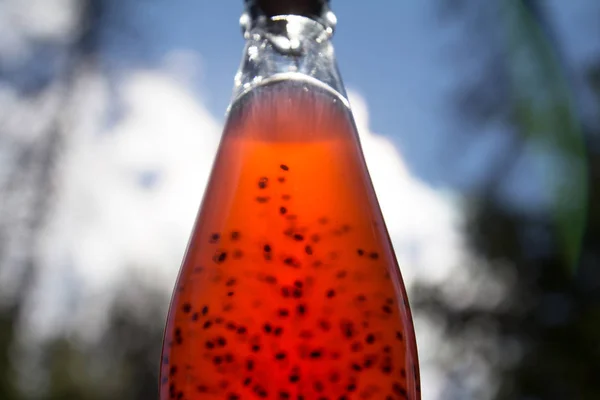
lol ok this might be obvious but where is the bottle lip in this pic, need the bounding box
[241,1,337,38]
[244,0,333,22]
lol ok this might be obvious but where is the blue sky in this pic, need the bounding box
[105,0,599,201]
[111,1,459,185]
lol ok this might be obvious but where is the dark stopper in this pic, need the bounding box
[245,0,330,19]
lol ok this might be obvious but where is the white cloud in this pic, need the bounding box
[0,0,78,64]
[348,91,465,286]
[34,61,222,340]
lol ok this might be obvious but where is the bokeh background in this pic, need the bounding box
[1,0,599,399]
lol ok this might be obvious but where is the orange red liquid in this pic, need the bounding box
[160,82,420,399]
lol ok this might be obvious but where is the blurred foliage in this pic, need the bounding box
[40,280,166,400]
[413,0,600,399]
[0,0,599,399]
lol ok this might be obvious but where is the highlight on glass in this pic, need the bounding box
[159,1,421,398]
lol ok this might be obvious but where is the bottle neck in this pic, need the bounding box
[231,8,348,109]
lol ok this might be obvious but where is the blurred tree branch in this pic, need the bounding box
[415,0,600,398]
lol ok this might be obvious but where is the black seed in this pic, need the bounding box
[169,366,177,376]
[182,303,192,313]
[243,377,252,386]
[228,393,240,400]
[329,371,340,383]
[310,234,320,243]
[209,233,220,243]
[278,308,290,317]
[197,385,209,393]
[231,231,240,240]
[283,257,300,268]
[304,245,313,255]
[251,344,261,352]
[280,164,289,171]
[191,312,199,321]
[217,336,227,346]
[205,340,215,349]
[318,319,331,331]
[213,251,227,264]
[357,249,365,256]
[213,355,223,365]
[280,206,287,215]
[264,244,272,252]
[275,352,286,360]
[281,286,291,297]
[396,331,404,340]
[253,384,268,398]
[202,306,209,315]
[256,196,270,203]
[393,383,407,397]
[299,330,313,339]
[227,291,234,296]
[365,334,375,344]
[278,177,286,183]
[326,289,335,298]
[382,305,393,314]
[364,354,377,368]
[246,359,254,371]
[203,321,212,329]
[369,252,379,260]
[273,326,283,336]
[263,323,272,334]
[293,233,304,241]
[226,322,237,330]
[313,381,324,392]
[226,278,237,286]
[340,320,355,339]
[296,304,306,315]
[351,363,362,371]
[294,280,303,288]
[310,349,322,358]
[292,288,303,298]
[289,374,300,383]
[258,177,268,189]
[351,342,363,352]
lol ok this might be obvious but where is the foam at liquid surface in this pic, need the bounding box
[160,82,420,399]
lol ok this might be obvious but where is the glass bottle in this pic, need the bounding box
[159,1,421,399]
